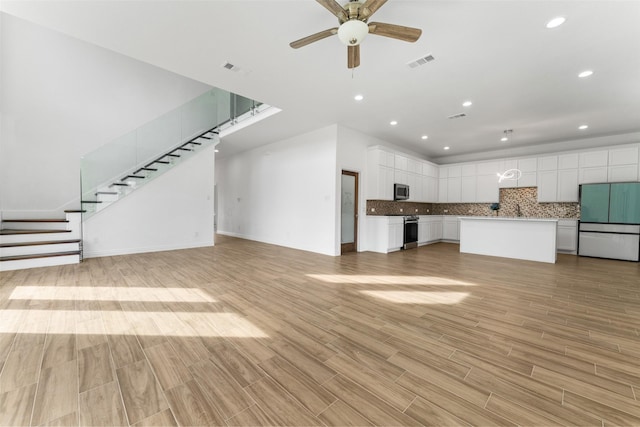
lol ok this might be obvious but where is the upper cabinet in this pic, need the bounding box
[579,150,608,184]
[608,146,639,182]
[367,147,439,202]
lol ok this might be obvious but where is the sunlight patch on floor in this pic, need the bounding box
[360,290,470,304]
[307,274,476,286]
[9,286,216,302]
[0,310,267,337]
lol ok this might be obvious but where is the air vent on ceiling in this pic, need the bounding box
[448,113,467,119]
[407,54,435,68]
[221,61,240,72]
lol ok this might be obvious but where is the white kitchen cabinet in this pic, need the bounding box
[476,174,499,202]
[428,217,443,242]
[447,165,462,178]
[461,176,477,202]
[366,216,404,253]
[394,169,408,185]
[438,178,448,203]
[557,219,578,252]
[518,158,537,187]
[418,217,429,244]
[608,165,638,182]
[499,159,518,188]
[447,177,462,202]
[395,155,408,171]
[558,153,579,169]
[476,161,502,176]
[443,216,460,241]
[609,146,638,166]
[579,167,608,184]
[557,169,579,202]
[538,156,558,171]
[408,173,421,201]
[422,176,438,202]
[422,162,438,178]
[537,170,558,202]
[579,150,608,184]
[371,166,394,200]
[461,164,476,177]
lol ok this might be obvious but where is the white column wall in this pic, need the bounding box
[216,125,338,256]
[83,145,215,258]
[0,13,211,216]
[336,125,390,253]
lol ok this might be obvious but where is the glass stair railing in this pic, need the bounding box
[80,88,270,220]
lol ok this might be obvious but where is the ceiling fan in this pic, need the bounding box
[290,0,422,69]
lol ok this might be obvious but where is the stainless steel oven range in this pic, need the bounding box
[403,215,419,249]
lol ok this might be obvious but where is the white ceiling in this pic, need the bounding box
[3,0,640,163]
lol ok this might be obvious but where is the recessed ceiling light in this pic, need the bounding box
[354,94,364,101]
[214,149,220,153]
[578,125,589,130]
[443,146,450,150]
[501,129,513,142]
[501,137,509,142]
[390,120,398,126]
[546,17,566,29]
[421,135,428,140]
[462,101,473,107]
[578,70,593,78]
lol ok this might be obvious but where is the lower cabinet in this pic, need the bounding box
[557,219,578,252]
[366,216,404,253]
[419,216,443,244]
[443,216,460,241]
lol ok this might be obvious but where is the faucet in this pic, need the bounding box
[516,204,522,217]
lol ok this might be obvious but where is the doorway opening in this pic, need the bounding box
[341,170,359,254]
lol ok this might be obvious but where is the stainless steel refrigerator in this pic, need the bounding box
[578,182,640,261]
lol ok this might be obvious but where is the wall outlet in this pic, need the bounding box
[444,209,448,213]
[427,209,430,213]
[468,210,472,213]
[415,208,419,212]
[400,208,403,212]
[371,208,375,212]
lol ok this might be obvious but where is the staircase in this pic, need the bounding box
[81,128,220,216]
[1,88,276,271]
[0,211,82,271]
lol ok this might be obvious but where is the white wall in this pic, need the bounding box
[0,13,211,216]
[83,145,215,258]
[336,125,390,253]
[216,125,338,256]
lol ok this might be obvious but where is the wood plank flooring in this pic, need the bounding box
[1,235,639,426]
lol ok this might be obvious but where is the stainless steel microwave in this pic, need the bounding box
[394,183,409,200]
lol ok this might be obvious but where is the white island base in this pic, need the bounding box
[459,217,558,264]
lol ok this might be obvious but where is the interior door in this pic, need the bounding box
[341,170,359,254]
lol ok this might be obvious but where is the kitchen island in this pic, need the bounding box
[459,217,558,263]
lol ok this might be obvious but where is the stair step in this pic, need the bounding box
[2,218,68,223]
[167,154,180,158]
[190,141,203,145]
[110,183,129,187]
[177,147,193,152]
[0,229,72,235]
[64,209,86,213]
[96,191,118,195]
[151,160,170,165]
[138,167,158,172]
[122,175,145,180]
[199,136,212,140]
[82,200,103,204]
[0,250,81,262]
[0,239,81,248]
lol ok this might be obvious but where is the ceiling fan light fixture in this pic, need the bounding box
[337,19,369,46]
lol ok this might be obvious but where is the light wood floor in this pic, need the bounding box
[1,236,639,426]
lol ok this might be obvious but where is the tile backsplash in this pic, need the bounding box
[367,187,579,218]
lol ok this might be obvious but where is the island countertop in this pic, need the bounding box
[459,216,558,263]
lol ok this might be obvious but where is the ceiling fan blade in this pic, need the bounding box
[359,0,388,19]
[290,28,338,49]
[348,45,360,69]
[368,22,422,42]
[316,0,347,21]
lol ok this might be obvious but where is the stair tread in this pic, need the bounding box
[0,239,81,248]
[0,229,72,235]
[0,251,80,262]
[2,219,68,223]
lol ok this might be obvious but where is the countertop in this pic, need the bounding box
[459,216,559,222]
